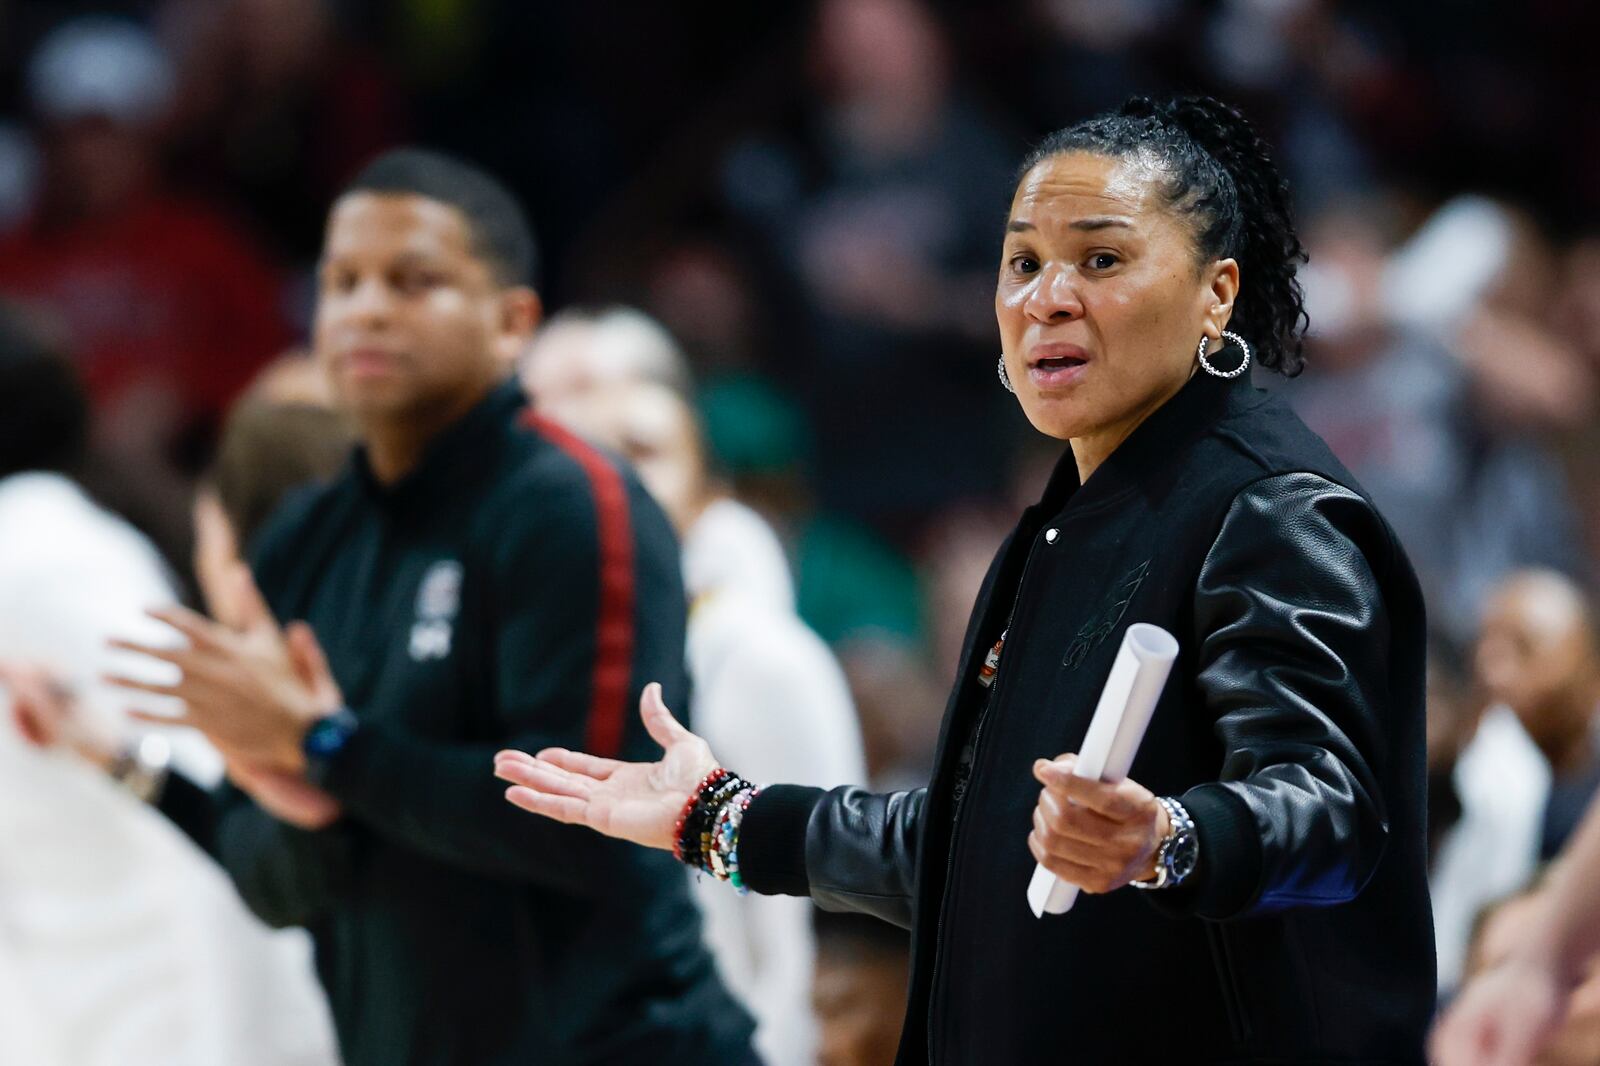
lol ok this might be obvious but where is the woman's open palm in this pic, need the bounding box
[494,683,720,851]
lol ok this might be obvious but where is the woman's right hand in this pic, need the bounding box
[494,682,719,851]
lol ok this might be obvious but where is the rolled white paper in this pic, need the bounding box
[1027,622,1179,918]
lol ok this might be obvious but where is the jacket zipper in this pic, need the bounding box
[925,528,1047,1061]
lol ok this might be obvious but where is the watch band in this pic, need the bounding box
[1131,796,1196,891]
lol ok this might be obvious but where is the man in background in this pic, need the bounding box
[1477,570,1600,859]
[0,303,338,1066]
[107,149,755,1066]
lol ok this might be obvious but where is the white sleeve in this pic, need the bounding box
[3,527,223,786]
[709,620,867,790]
[693,617,867,1066]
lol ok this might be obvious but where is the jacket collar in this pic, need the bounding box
[1035,369,1260,518]
[351,377,526,512]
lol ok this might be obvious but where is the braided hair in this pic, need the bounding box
[1019,95,1309,375]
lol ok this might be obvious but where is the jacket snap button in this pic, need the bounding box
[1045,528,1059,544]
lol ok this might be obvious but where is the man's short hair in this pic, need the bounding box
[341,147,539,288]
[0,303,87,480]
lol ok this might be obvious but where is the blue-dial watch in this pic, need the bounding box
[303,708,360,785]
[1131,796,1198,890]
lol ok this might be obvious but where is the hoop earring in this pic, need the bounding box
[1197,330,1251,379]
[997,354,1015,393]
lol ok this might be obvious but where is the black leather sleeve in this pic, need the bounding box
[1152,472,1396,921]
[740,784,926,930]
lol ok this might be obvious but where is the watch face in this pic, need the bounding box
[305,720,341,756]
[1170,832,1199,883]
[306,714,354,757]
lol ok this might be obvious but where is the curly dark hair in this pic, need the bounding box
[1019,95,1310,376]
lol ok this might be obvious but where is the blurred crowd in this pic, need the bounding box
[3,0,1600,1063]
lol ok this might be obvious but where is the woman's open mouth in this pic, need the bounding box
[1027,346,1090,389]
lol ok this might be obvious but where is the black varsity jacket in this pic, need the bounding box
[161,380,754,1066]
[739,369,1436,1063]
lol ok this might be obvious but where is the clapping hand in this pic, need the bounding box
[105,563,345,829]
[226,755,343,830]
[494,683,719,851]
[105,564,337,773]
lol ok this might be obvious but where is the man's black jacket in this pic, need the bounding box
[162,381,754,1065]
[740,371,1436,1063]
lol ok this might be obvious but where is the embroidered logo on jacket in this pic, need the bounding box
[409,559,463,662]
[1062,558,1151,669]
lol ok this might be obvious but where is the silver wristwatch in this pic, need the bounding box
[1131,796,1197,890]
[108,733,172,804]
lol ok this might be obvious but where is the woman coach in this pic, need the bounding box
[496,95,1434,1062]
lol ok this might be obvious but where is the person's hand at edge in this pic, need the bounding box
[494,682,718,850]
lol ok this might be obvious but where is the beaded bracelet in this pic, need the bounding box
[675,770,743,865]
[671,767,761,891]
[709,789,744,879]
[673,768,729,862]
[690,777,746,867]
[716,787,757,893]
